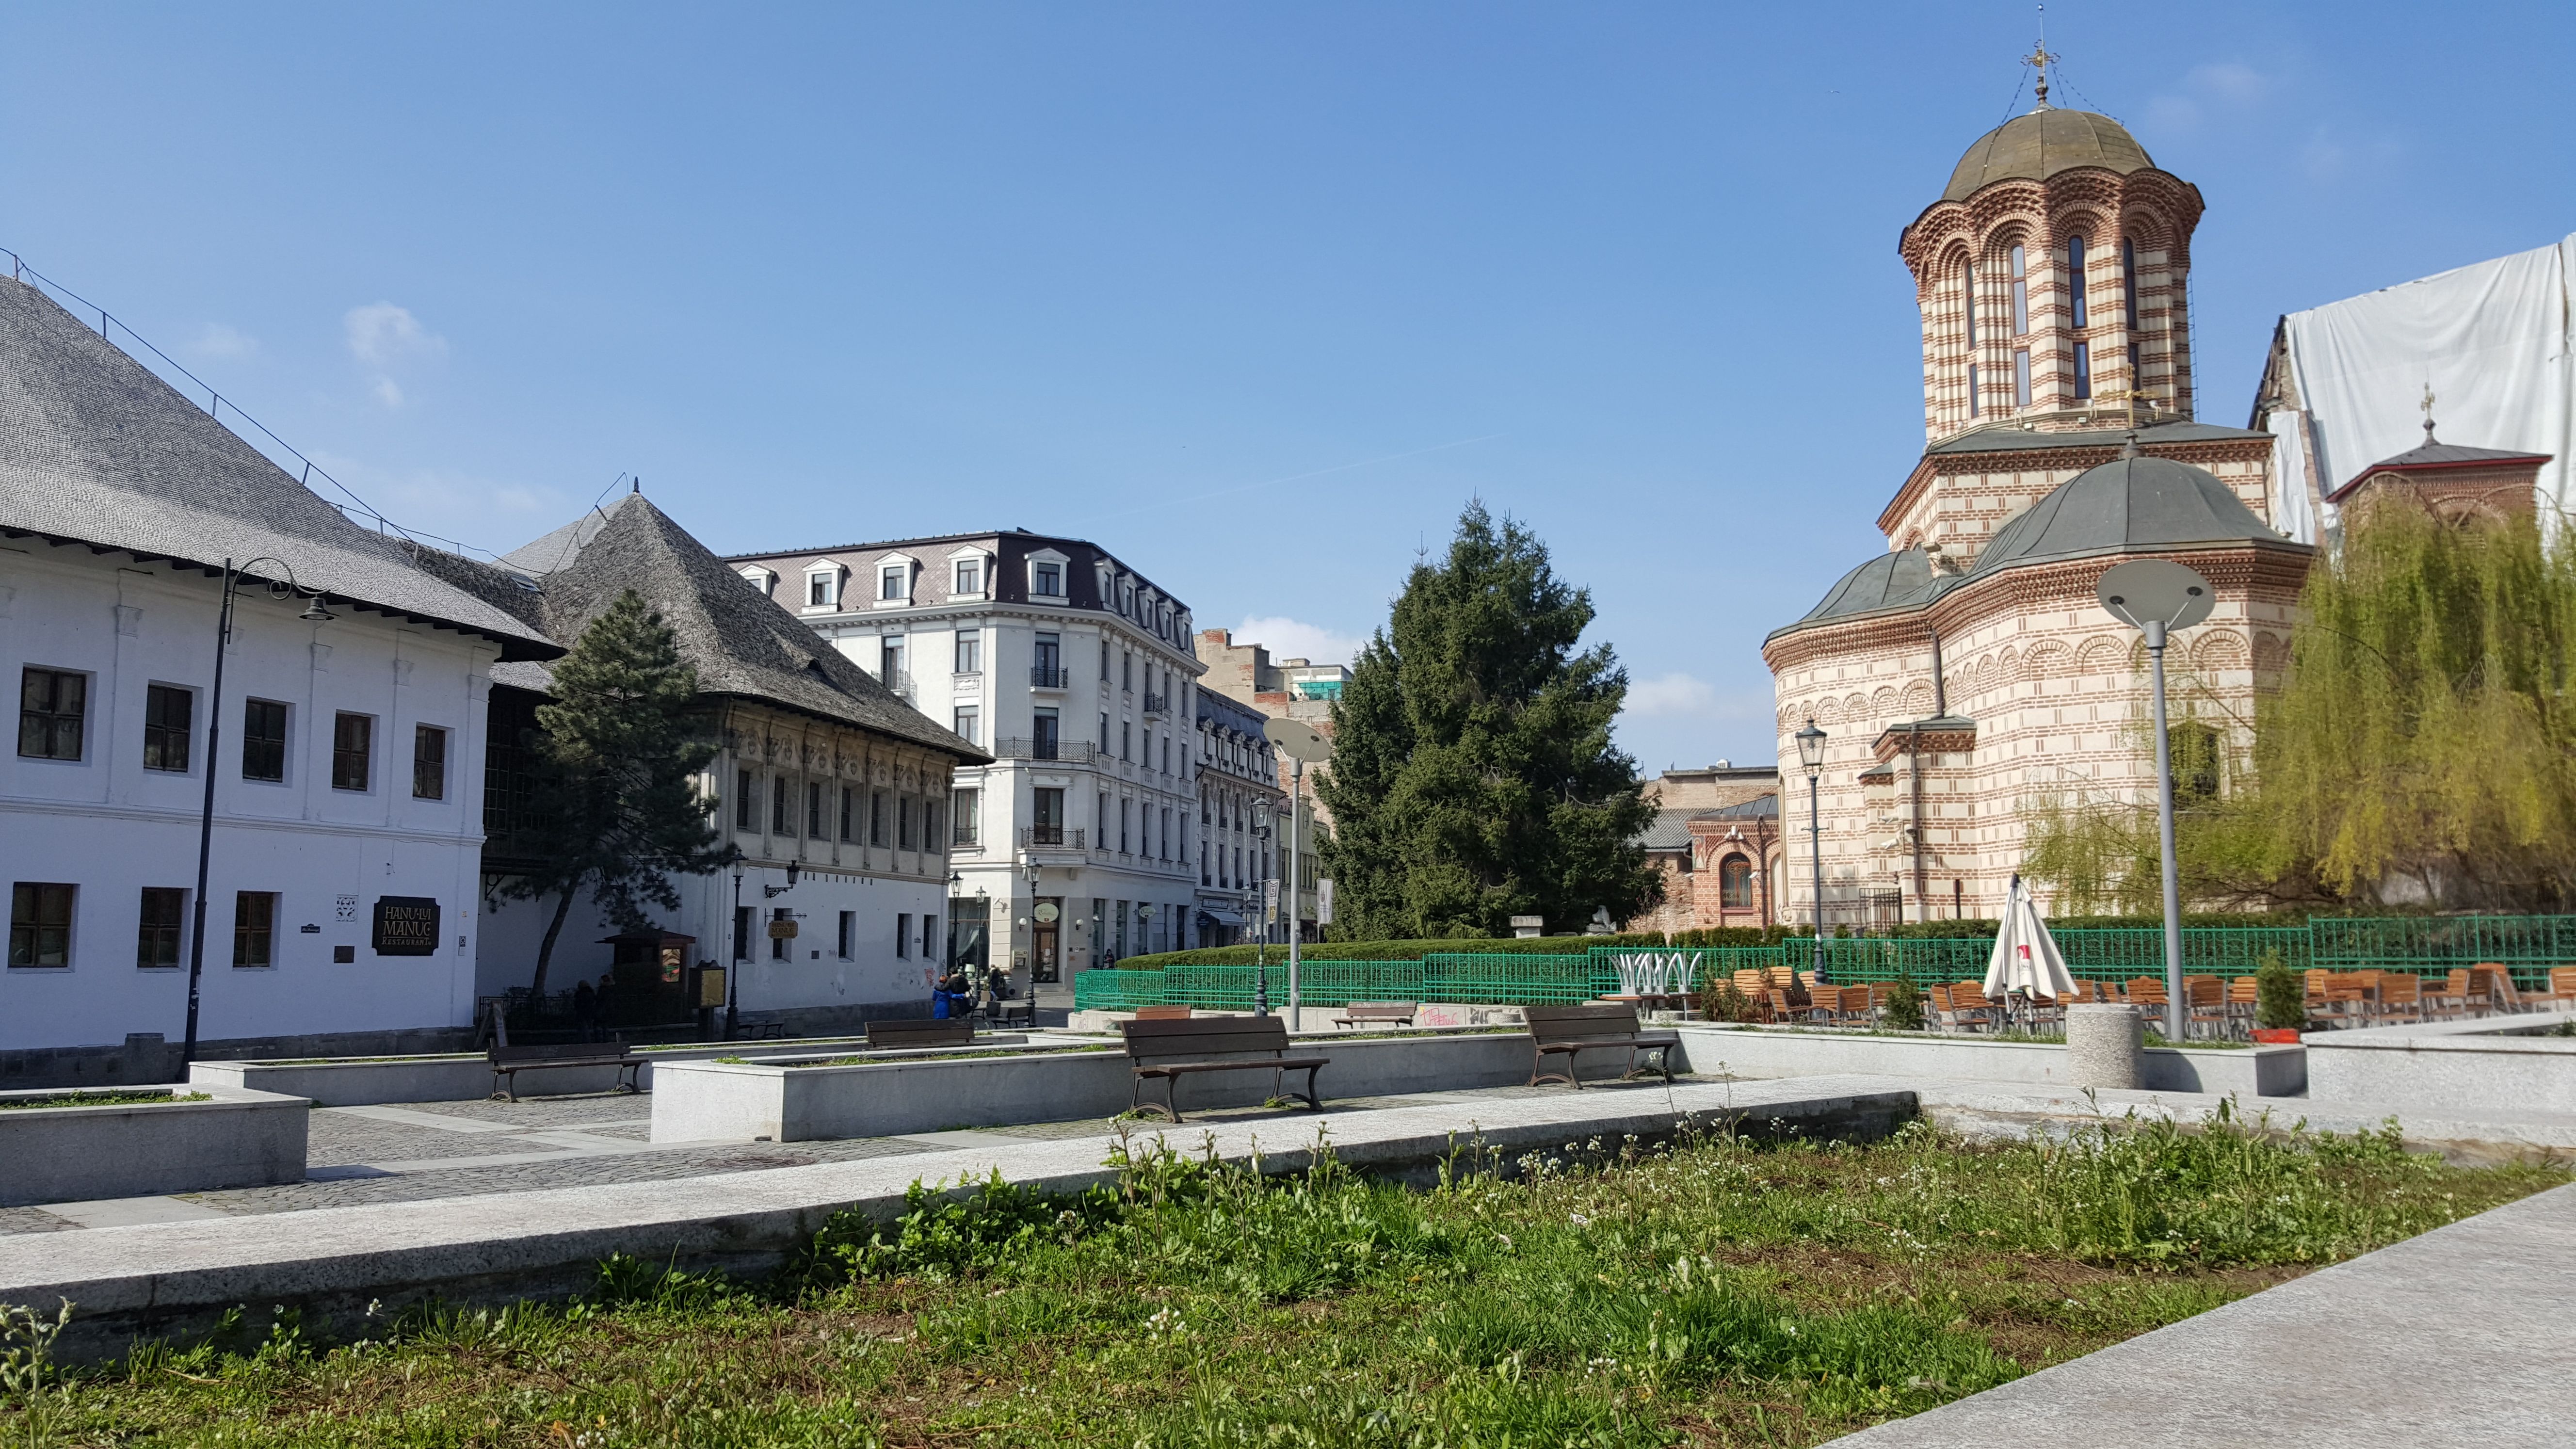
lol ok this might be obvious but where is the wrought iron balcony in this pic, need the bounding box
[873,668,913,700]
[1019,825,1085,848]
[990,737,1103,763]
[1141,692,1169,716]
[1030,664,1069,689]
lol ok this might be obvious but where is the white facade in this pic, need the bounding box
[1193,692,1287,945]
[4,538,496,1053]
[728,532,1206,982]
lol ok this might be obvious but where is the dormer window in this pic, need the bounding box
[1030,551,1067,597]
[805,566,842,609]
[880,563,910,602]
[740,567,777,598]
[954,559,982,595]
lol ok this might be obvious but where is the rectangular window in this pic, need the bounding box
[2009,244,2029,335]
[807,781,824,837]
[2073,341,2092,401]
[1113,899,1128,958]
[1161,735,1171,774]
[1033,787,1064,843]
[1097,790,1111,845]
[734,904,753,962]
[242,699,288,781]
[137,887,185,968]
[954,629,982,674]
[1121,799,1132,853]
[1032,630,1062,687]
[1161,806,1174,860]
[737,769,757,831]
[954,559,982,595]
[870,790,888,847]
[331,713,372,791]
[772,776,790,835]
[840,784,856,843]
[898,796,918,851]
[1962,261,1977,346]
[923,799,943,853]
[921,913,936,961]
[1122,652,1134,692]
[838,910,855,959]
[895,912,911,959]
[1099,712,1110,750]
[1032,708,1060,760]
[8,883,74,967]
[413,724,448,800]
[143,684,192,773]
[952,705,980,745]
[2066,234,2088,330]
[808,572,835,607]
[1100,639,1111,680]
[771,906,792,961]
[1033,561,1062,596]
[2013,349,2032,409]
[1967,362,1980,419]
[2122,237,2140,328]
[880,564,908,601]
[1121,721,1131,761]
[952,788,980,845]
[18,668,86,761]
[232,890,275,968]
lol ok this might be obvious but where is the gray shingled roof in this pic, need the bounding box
[1195,687,1270,738]
[466,494,986,761]
[1771,546,1961,638]
[1638,808,1707,851]
[1971,453,2289,573]
[1927,419,2269,456]
[2329,435,2555,501]
[0,275,559,661]
[1708,794,1779,819]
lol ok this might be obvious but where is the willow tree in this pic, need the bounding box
[2258,507,2576,909]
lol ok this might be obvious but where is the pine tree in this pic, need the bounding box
[1315,503,1660,937]
[500,590,734,1000]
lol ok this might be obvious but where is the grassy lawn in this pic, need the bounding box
[7,1113,2562,1448]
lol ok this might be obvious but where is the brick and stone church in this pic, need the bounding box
[1761,72,2315,927]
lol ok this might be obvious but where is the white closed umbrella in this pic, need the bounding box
[1984,874,2078,1002]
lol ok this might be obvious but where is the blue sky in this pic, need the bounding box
[6,3,2571,772]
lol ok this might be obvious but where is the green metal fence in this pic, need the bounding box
[1079,917,2576,1011]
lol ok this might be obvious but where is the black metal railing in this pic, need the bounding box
[1030,664,1068,689]
[991,738,1103,763]
[1142,692,1169,715]
[1020,825,1085,848]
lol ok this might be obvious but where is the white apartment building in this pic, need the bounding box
[725,531,1205,986]
[0,274,561,1074]
[1193,688,1284,946]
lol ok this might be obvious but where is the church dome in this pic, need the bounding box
[1972,452,2279,574]
[1776,546,1957,635]
[1942,108,2155,202]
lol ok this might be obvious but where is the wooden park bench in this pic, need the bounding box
[1133,1004,1193,1020]
[1121,1015,1330,1123]
[1333,1001,1417,1029]
[865,1018,975,1051]
[485,1016,642,1102]
[1524,1002,1678,1088]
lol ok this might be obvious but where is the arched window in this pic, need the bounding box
[1962,258,1980,418]
[2171,722,2222,803]
[1719,854,1754,909]
[2008,244,2029,335]
[2067,234,2092,400]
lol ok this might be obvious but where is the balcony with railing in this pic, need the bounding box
[1019,825,1086,849]
[990,737,1104,764]
[1141,691,1169,716]
[873,668,914,701]
[1030,664,1069,690]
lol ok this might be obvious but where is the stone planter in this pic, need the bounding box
[0,1084,309,1208]
[1670,1023,2304,1097]
[188,1033,991,1106]
[2304,1012,2576,1112]
[651,1029,1540,1143]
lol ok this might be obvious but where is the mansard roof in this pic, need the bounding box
[0,274,559,660]
[465,494,985,761]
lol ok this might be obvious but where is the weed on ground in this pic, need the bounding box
[6,1111,2560,1447]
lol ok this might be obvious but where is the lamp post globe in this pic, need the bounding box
[1794,719,1829,985]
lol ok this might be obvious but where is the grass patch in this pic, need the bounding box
[12,1112,2560,1446]
[0,1089,209,1111]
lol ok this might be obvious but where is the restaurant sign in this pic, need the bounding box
[371,896,442,957]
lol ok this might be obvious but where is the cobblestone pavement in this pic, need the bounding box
[0,1078,1697,1234]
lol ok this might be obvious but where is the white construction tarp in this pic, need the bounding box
[2276,233,2576,542]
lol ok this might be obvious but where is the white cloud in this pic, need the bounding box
[344,302,446,364]
[2148,61,2268,133]
[1625,672,1719,718]
[188,323,259,361]
[1234,615,1364,667]
[372,377,405,407]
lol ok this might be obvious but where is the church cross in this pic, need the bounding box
[2422,381,2438,444]
[2024,40,2057,109]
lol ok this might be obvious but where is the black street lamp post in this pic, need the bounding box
[1795,719,1829,988]
[183,558,333,1067]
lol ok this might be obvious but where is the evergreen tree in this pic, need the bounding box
[1316,503,1660,937]
[501,591,734,1000]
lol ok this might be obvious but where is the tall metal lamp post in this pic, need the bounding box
[1262,719,1332,1030]
[1794,719,1830,987]
[184,558,334,1066]
[2096,556,2214,1044]
[1249,809,1273,1015]
[728,859,798,1038]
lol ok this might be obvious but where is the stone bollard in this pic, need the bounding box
[2066,1004,2144,1090]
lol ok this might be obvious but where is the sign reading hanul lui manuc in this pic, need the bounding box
[371,896,442,956]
